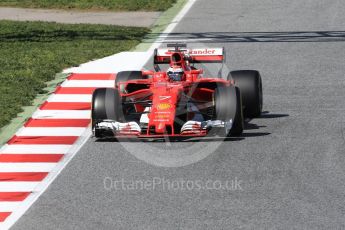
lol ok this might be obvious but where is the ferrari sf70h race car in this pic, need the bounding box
[91,44,263,139]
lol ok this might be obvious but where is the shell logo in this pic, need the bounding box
[157,103,171,110]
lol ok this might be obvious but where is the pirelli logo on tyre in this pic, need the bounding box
[157,103,171,110]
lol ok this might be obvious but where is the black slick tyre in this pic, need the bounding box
[228,70,262,118]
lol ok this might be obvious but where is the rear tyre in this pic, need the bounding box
[91,88,123,138]
[213,86,244,137]
[228,70,262,118]
[115,71,143,92]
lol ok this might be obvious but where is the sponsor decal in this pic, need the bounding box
[153,119,170,122]
[157,103,171,110]
[155,111,171,114]
[155,114,170,119]
[161,48,222,56]
[188,49,216,55]
[159,96,171,100]
[164,50,176,55]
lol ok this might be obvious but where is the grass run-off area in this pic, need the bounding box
[0,0,176,11]
[0,20,149,128]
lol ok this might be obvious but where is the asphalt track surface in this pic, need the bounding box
[13,0,345,229]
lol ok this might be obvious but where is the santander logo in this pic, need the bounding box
[188,49,216,55]
[163,48,219,56]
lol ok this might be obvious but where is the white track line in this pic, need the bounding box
[1,128,91,229]
[61,80,114,88]
[47,94,92,103]
[0,163,57,172]
[1,144,71,154]
[1,1,197,229]
[0,202,21,212]
[32,110,91,119]
[0,182,40,192]
[16,127,86,137]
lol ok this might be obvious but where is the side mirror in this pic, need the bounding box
[190,69,203,74]
[153,64,161,72]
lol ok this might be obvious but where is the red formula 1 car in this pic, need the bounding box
[91,44,263,139]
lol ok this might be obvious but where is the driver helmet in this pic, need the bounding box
[167,67,184,81]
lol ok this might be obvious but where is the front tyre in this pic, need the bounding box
[91,88,123,138]
[213,86,244,136]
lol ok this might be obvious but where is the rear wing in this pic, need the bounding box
[154,47,225,64]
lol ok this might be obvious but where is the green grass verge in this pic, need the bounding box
[0,0,177,11]
[0,20,149,129]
